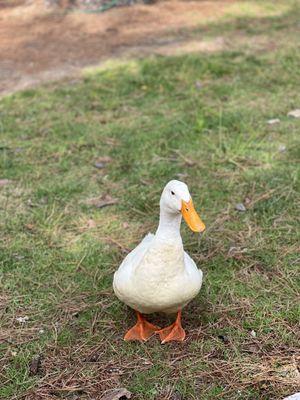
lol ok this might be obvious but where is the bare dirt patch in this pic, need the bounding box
[0,0,235,96]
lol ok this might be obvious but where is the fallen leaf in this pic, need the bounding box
[276,364,300,380]
[95,156,112,164]
[235,203,246,212]
[0,179,12,187]
[243,344,259,354]
[100,388,132,400]
[26,199,38,207]
[84,194,118,209]
[174,150,195,166]
[25,224,34,230]
[104,137,120,146]
[173,392,183,400]
[287,109,300,118]
[182,157,195,167]
[267,118,280,125]
[228,246,241,255]
[87,219,97,228]
[29,355,42,376]
[244,197,251,205]
[176,172,188,180]
[161,385,181,398]
[140,178,153,186]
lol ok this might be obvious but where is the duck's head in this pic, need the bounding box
[160,180,206,233]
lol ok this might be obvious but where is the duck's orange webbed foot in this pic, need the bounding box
[124,311,160,342]
[156,310,186,344]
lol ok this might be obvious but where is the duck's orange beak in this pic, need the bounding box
[181,199,206,233]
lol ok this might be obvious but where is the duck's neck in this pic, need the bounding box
[155,208,182,243]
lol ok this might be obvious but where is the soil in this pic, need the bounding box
[0,0,234,96]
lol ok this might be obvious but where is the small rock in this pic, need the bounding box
[235,203,246,212]
[287,109,300,118]
[94,156,112,169]
[218,334,229,344]
[195,80,202,90]
[94,162,105,169]
[267,118,280,125]
[16,316,29,323]
[250,329,256,338]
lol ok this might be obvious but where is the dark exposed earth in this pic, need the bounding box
[0,0,234,96]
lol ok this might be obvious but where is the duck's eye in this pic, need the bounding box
[171,191,175,195]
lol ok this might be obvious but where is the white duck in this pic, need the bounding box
[113,180,206,343]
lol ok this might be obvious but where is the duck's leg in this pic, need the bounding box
[156,309,186,344]
[124,311,160,341]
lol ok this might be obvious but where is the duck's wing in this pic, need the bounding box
[115,233,154,275]
[113,233,155,308]
[184,251,203,282]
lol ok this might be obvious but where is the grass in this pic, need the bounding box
[1,1,300,399]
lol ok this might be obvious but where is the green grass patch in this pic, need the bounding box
[1,2,300,399]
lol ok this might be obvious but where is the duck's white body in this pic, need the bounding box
[113,180,204,315]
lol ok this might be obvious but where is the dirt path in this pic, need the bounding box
[0,0,236,96]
